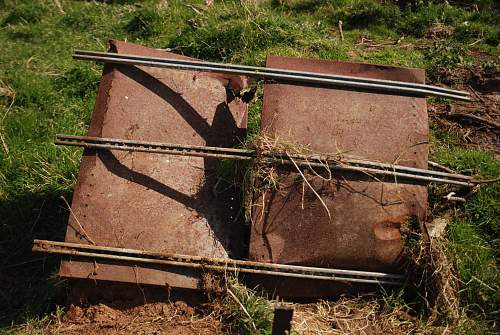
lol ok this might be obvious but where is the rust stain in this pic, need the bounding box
[373,219,405,241]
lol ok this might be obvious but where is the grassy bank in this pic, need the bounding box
[0,0,498,333]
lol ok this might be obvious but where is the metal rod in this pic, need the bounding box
[266,152,472,180]
[33,239,405,285]
[73,50,470,101]
[55,134,473,186]
[58,134,471,181]
[76,50,468,97]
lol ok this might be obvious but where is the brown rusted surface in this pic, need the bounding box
[249,56,428,293]
[60,40,248,289]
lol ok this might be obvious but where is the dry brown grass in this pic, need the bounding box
[293,295,432,335]
[407,236,461,325]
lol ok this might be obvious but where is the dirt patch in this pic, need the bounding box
[430,64,499,156]
[49,302,221,335]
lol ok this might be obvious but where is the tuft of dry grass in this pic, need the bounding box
[406,236,461,326]
[293,294,430,335]
[401,215,463,330]
[246,135,348,222]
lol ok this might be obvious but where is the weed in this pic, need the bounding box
[247,83,263,142]
[203,274,273,334]
[424,40,471,83]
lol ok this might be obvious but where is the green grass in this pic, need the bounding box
[430,126,500,329]
[0,0,499,333]
[219,277,273,334]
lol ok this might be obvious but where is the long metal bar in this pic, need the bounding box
[56,134,471,181]
[73,50,470,101]
[55,134,473,186]
[33,239,405,285]
[76,50,468,97]
[264,153,472,180]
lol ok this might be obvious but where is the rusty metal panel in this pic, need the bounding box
[60,40,248,288]
[249,56,428,277]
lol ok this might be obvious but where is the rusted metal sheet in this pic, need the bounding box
[60,40,248,289]
[249,57,428,289]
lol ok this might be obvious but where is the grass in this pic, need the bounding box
[429,125,500,330]
[220,277,273,334]
[0,0,498,333]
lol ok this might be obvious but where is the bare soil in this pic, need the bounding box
[49,302,222,335]
[429,60,500,156]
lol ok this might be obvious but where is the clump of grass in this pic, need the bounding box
[448,220,498,321]
[407,236,462,325]
[329,0,402,36]
[125,8,165,39]
[1,1,47,27]
[398,3,467,37]
[167,1,349,64]
[53,67,100,100]
[2,306,65,335]
[246,83,263,142]
[203,274,273,334]
[424,40,471,83]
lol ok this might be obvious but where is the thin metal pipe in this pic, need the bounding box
[75,50,470,99]
[275,159,472,186]
[55,138,254,161]
[33,239,405,285]
[55,134,473,186]
[73,52,471,101]
[266,153,472,180]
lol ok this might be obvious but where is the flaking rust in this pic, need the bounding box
[59,40,249,289]
[248,56,428,297]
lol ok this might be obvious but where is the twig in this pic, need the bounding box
[133,265,147,304]
[466,84,485,103]
[428,161,457,174]
[471,177,500,184]
[443,192,466,203]
[185,4,202,15]
[0,132,8,154]
[30,199,46,232]
[471,275,496,292]
[469,38,484,46]
[286,152,331,220]
[301,181,305,210]
[53,0,65,14]
[449,112,499,129]
[0,84,15,155]
[60,196,95,245]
